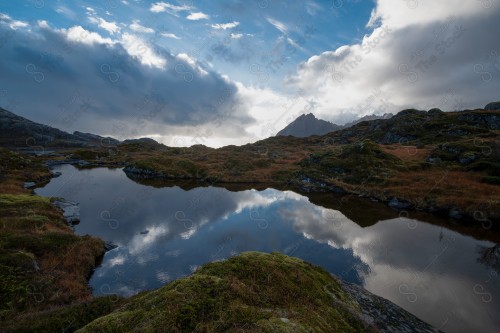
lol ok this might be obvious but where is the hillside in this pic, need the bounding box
[1,106,499,223]
[0,108,119,149]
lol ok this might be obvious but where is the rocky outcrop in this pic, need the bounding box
[338,280,440,333]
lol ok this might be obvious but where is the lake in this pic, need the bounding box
[36,164,500,333]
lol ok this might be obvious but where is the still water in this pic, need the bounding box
[36,165,500,333]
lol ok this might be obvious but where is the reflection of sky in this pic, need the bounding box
[36,165,500,333]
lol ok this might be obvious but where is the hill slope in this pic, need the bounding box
[0,107,119,149]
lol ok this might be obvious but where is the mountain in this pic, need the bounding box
[276,113,341,137]
[276,113,394,138]
[0,107,119,149]
[342,113,394,128]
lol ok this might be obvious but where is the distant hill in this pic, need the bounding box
[276,113,393,137]
[0,107,119,149]
[276,113,341,137]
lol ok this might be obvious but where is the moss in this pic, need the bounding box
[78,252,374,333]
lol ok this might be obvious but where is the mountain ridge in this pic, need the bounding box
[276,112,393,138]
[0,107,120,149]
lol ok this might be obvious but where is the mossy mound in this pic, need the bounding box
[78,252,376,333]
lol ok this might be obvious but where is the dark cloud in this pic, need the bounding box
[0,22,252,139]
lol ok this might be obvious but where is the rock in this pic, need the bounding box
[104,241,118,252]
[449,208,463,219]
[23,181,36,189]
[51,171,62,177]
[338,279,440,333]
[52,199,80,225]
[426,156,442,164]
[388,197,412,210]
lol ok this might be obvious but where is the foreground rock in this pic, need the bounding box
[52,198,80,225]
[77,252,439,333]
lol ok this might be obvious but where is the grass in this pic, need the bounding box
[0,149,107,330]
[77,252,375,333]
[2,296,123,333]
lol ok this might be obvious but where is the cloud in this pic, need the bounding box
[187,12,209,21]
[149,2,192,13]
[211,21,240,30]
[0,20,252,145]
[129,20,154,33]
[285,0,500,124]
[266,17,287,34]
[65,25,114,45]
[120,32,165,68]
[0,13,28,30]
[161,32,180,40]
[88,16,120,35]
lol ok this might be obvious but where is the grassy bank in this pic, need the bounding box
[0,148,120,332]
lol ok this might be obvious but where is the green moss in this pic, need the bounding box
[78,252,374,333]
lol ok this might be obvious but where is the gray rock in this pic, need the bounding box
[388,197,412,209]
[104,241,118,252]
[449,208,463,219]
[338,279,441,333]
[53,199,80,225]
[23,181,36,189]
[426,157,442,164]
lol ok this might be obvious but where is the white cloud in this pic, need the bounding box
[230,33,242,39]
[150,2,192,13]
[187,12,209,20]
[161,32,181,39]
[0,12,28,30]
[285,0,500,124]
[211,21,240,30]
[65,26,114,45]
[266,17,287,34]
[89,16,120,35]
[37,20,49,28]
[129,20,154,33]
[121,32,166,68]
[55,6,76,19]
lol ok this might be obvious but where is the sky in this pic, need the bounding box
[0,0,499,147]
